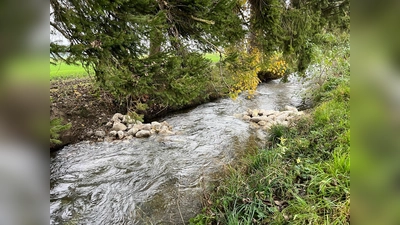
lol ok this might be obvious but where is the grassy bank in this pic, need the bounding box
[191,75,350,224]
[190,32,350,224]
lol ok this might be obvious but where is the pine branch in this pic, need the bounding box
[190,15,215,25]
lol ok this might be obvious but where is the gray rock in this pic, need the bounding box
[127,127,139,136]
[282,110,295,116]
[125,135,133,140]
[276,113,289,122]
[105,121,113,128]
[284,105,298,112]
[251,109,260,117]
[281,121,289,126]
[250,122,260,129]
[95,130,106,137]
[268,115,276,121]
[111,122,127,131]
[133,124,143,130]
[161,121,171,128]
[136,130,151,138]
[243,115,251,121]
[87,130,94,136]
[246,108,253,116]
[262,124,272,131]
[136,121,143,125]
[258,121,268,126]
[159,129,174,135]
[104,136,114,142]
[117,130,125,139]
[111,113,124,123]
[109,130,117,136]
[263,110,276,116]
[141,124,152,131]
[122,115,135,124]
[233,113,243,119]
[250,116,263,123]
[151,121,162,130]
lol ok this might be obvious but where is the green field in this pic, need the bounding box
[205,53,223,62]
[50,62,93,80]
[50,53,221,80]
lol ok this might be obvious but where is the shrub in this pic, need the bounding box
[50,118,71,145]
[222,47,261,99]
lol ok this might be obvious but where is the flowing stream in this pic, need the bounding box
[50,77,307,225]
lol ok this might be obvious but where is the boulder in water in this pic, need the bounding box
[136,130,151,138]
[117,130,125,139]
[111,122,127,131]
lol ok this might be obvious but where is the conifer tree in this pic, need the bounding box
[50,0,245,111]
[246,0,349,72]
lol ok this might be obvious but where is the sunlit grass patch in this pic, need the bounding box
[50,61,93,80]
[204,53,222,63]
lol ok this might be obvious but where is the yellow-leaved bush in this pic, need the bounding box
[224,46,261,99]
[265,51,288,78]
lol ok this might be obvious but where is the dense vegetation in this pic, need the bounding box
[50,0,349,113]
[50,1,350,221]
[190,32,350,224]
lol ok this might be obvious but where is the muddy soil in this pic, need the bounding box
[50,78,123,151]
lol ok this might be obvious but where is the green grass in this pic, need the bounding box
[191,76,350,225]
[204,53,222,63]
[190,31,350,225]
[190,55,350,225]
[50,62,92,80]
[50,53,221,80]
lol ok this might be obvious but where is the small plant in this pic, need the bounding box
[50,118,71,145]
[268,124,288,144]
[127,111,144,123]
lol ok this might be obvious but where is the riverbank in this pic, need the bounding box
[50,76,307,224]
[50,77,223,151]
[190,75,350,224]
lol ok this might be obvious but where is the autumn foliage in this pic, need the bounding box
[223,46,262,99]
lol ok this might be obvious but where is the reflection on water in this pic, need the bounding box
[50,77,306,224]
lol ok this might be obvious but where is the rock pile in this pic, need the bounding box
[235,105,304,130]
[94,113,174,141]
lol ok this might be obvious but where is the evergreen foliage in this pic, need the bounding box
[50,117,71,145]
[50,0,245,111]
[246,0,349,72]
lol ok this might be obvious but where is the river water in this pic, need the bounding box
[50,77,306,224]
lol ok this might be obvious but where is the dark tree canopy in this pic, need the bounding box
[50,0,246,110]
